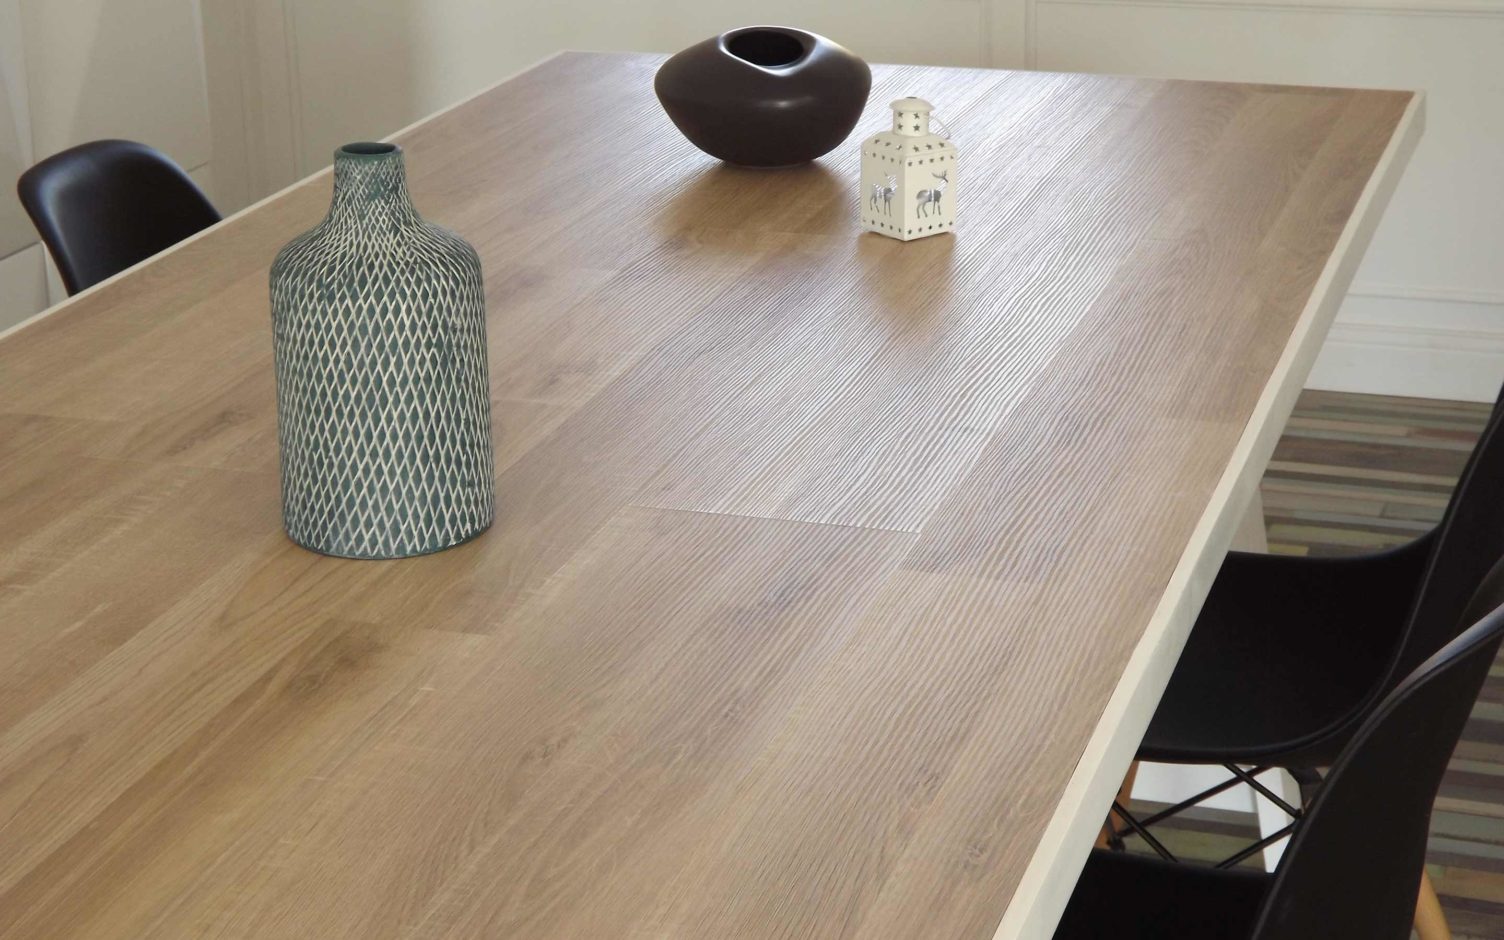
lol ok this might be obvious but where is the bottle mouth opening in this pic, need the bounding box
[725,29,808,68]
[339,141,399,158]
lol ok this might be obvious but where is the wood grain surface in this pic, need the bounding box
[0,53,1415,939]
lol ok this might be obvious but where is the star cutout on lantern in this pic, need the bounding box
[912,124,920,131]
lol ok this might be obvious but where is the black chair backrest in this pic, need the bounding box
[1252,555,1504,939]
[17,139,220,295]
[1394,385,1504,681]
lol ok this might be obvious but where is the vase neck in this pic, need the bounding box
[324,142,419,233]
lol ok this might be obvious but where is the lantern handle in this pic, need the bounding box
[931,115,954,140]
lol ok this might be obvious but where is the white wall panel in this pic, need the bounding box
[197,0,302,209]
[19,0,212,167]
[0,242,49,333]
[0,0,35,258]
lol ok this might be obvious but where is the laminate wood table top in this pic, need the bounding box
[0,52,1420,939]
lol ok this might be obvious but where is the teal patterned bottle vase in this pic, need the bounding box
[270,142,495,559]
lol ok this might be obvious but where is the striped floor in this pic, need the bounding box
[1119,390,1504,938]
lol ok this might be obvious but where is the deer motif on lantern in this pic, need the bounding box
[870,174,897,215]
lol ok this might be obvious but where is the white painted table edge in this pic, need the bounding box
[993,90,1426,940]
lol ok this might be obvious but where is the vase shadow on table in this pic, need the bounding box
[655,161,847,245]
[656,160,958,325]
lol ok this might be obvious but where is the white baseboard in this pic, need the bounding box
[1308,285,1504,403]
[0,244,48,334]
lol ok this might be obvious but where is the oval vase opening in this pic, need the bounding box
[726,30,807,68]
[339,141,398,157]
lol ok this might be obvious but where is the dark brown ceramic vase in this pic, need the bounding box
[654,26,872,167]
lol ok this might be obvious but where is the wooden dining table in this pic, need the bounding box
[0,52,1420,939]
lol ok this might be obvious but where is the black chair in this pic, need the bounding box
[1134,386,1504,774]
[17,139,220,295]
[1057,554,1504,939]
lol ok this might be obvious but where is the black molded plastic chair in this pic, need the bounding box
[17,139,220,295]
[1057,556,1504,939]
[1139,386,1504,771]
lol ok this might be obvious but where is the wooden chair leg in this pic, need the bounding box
[1097,761,1140,848]
[1414,869,1451,940]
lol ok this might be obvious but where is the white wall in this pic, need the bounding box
[0,0,218,331]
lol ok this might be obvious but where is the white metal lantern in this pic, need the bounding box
[860,97,956,241]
